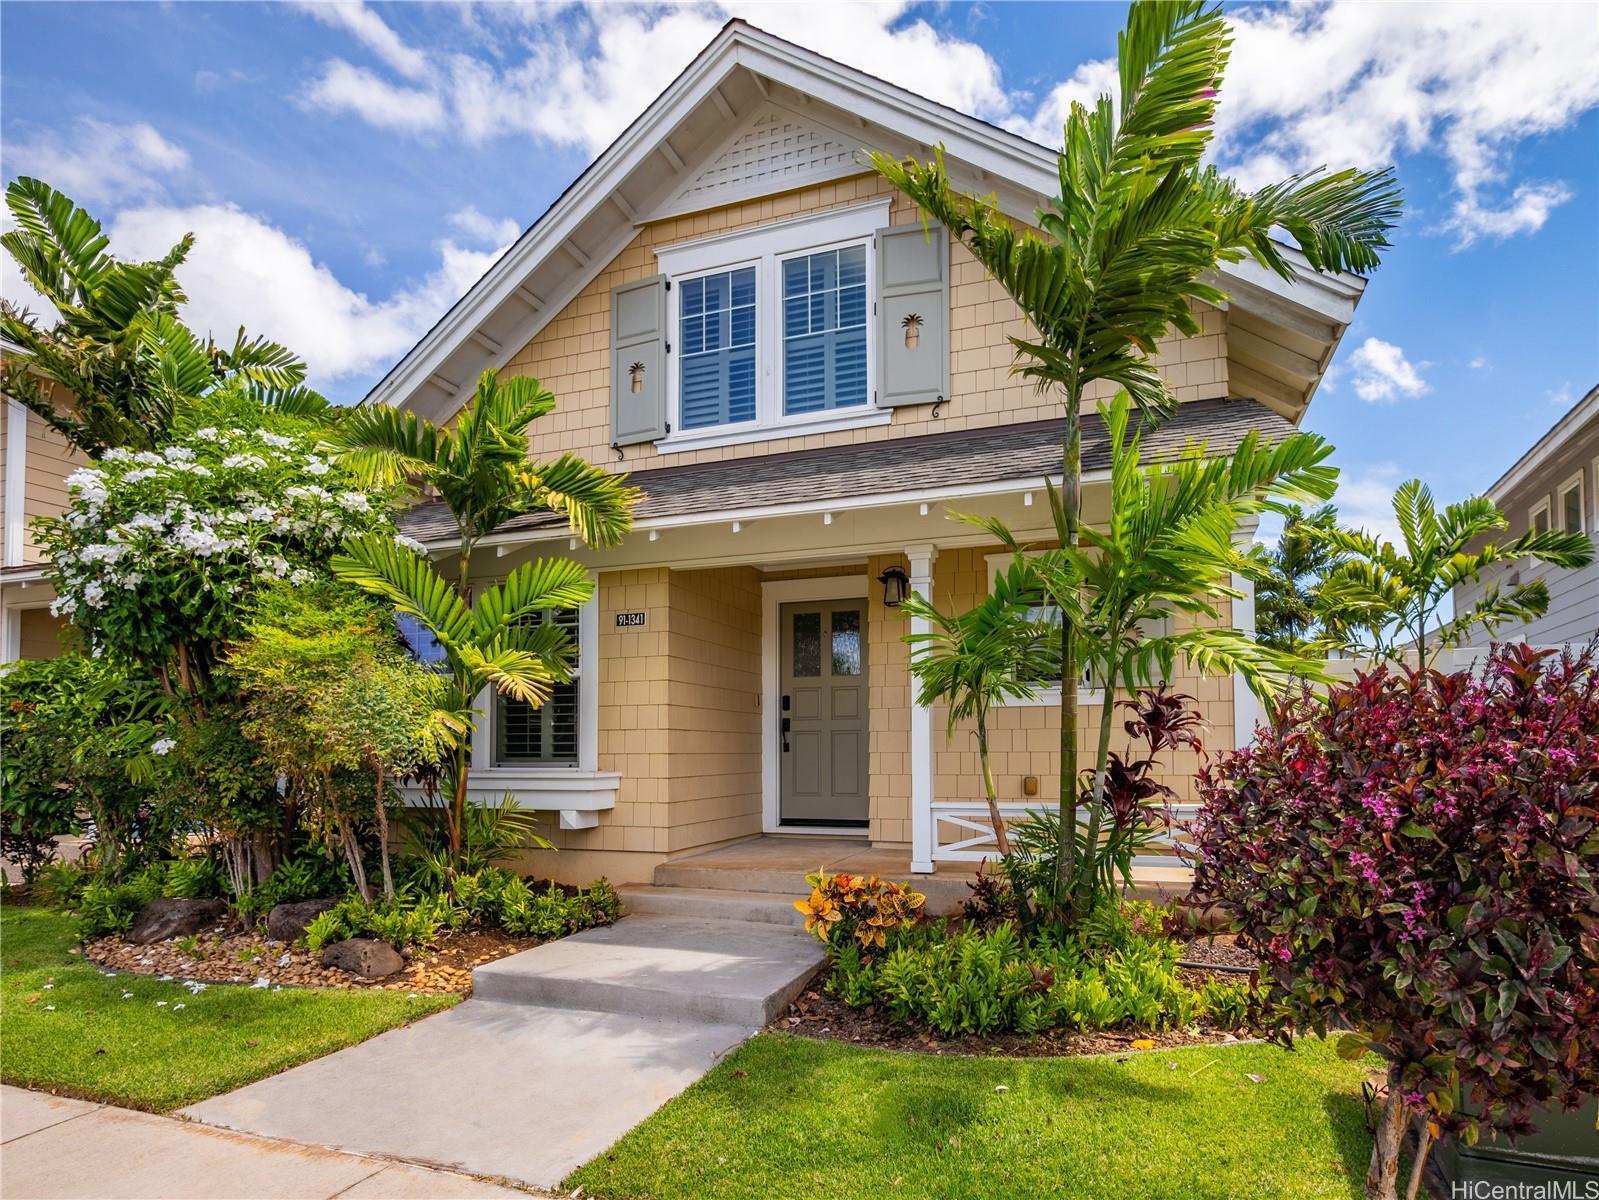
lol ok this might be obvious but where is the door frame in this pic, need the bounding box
[761,574,870,835]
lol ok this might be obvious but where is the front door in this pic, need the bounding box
[779,599,869,826]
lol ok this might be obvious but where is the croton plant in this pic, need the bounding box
[795,871,927,949]
[1188,644,1599,1200]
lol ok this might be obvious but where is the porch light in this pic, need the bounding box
[878,565,911,608]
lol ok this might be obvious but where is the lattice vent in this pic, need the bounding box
[673,108,860,207]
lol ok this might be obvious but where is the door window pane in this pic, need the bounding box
[830,609,861,676]
[792,611,821,677]
[680,266,757,430]
[782,245,868,416]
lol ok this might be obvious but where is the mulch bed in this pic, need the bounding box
[1178,931,1260,973]
[84,924,540,994]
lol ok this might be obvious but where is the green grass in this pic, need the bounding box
[568,1032,1377,1200]
[1,904,455,1112]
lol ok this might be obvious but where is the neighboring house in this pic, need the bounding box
[378,21,1370,886]
[0,337,76,663]
[1453,384,1599,650]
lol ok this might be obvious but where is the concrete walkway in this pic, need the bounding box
[181,913,823,1190]
[0,1086,537,1199]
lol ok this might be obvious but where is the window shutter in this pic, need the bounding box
[875,223,949,408]
[610,274,668,446]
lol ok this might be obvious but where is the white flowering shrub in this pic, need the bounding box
[38,421,405,668]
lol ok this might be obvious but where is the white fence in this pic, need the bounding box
[931,800,1199,870]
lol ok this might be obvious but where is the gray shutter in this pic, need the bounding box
[875,223,949,408]
[610,274,668,446]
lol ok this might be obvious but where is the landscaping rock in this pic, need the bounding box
[320,938,404,979]
[128,898,228,945]
[266,898,339,944]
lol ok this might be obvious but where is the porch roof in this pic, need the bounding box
[399,397,1291,546]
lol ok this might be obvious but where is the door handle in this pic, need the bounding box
[780,716,791,752]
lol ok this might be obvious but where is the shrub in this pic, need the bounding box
[822,904,1254,1038]
[794,871,926,948]
[1189,645,1599,1198]
[237,851,353,918]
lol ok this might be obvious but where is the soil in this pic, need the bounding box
[772,980,1257,1059]
[1178,932,1261,972]
[84,923,541,994]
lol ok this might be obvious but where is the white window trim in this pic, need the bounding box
[983,551,1102,707]
[1558,470,1586,534]
[1529,495,1553,536]
[655,200,891,454]
[470,584,604,776]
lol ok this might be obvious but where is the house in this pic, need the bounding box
[378,20,1369,889]
[0,338,77,663]
[1452,384,1599,650]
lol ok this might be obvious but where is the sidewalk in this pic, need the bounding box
[0,1086,539,1199]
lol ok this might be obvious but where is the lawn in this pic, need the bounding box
[1,904,455,1111]
[568,1032,1378,1200]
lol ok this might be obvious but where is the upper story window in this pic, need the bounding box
[679,267,756,430]
[782,245,868,416]
[1559,471,1585,534]
[655,201,891,451]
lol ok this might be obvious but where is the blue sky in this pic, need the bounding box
[3,1,1596,539]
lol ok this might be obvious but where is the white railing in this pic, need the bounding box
[931,800,1199,870]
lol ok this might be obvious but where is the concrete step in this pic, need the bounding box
[472,914,825,1027]
[652,858,975,914]
[617,884,808,928]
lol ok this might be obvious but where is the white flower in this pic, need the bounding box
[172,1003,186,1010]
[258,431,293,448]
[50,596,77,617]
[393,533,428,555]
[162,446,195,463]
[150,738,177,756]
[288,568,316,586]
[78,543,129,565]
[132,451,163,466]
[181,464,213,477]
[303,457,330,476]
[66,468,109,505]
[82,581,105,608]
[104,448,133,462]
[222,453,266,471]
[193,427,220,441]
[123,468,159,484]
[337,491,371,513]
[246,504,276,522]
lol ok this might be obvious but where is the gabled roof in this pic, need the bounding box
[398,396,1291,547]
[1484,382,1599,503]
[367,20,1365,426]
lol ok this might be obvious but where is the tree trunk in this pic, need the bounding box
[1367,1067,1407,1200]
[373,764,395,902]
[1055,402,1082,915]
[1404,1119,1435,1200]
[975,713,1011,856]
[1075,673,1121,912]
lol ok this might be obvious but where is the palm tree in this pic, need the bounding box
[1311,479,1594,664]
[872,0,1402,903]
[902,558,1056,857]
[1251,504,1344,651]
[333,370,638,598]
[331,369,639,856]
[974,391,1338,916]
[1,178,324,455]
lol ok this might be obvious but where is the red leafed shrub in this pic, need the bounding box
[1188,644,1599,1197]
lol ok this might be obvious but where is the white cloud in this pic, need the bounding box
[1332,462,1405,546]
[1213,3,1598,245]
[4,118,189,205]
[303,59,445,133]
[1348,337,1428,404]
[102,202,501,385]
[1545,381,1576,409]
[1005,57,1117,146]
[448,206,520,246]
[1469,355,1489,370]
[294,2,431,82]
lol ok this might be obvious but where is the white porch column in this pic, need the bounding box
[906,543,937,873]
[1231,517,1261,749]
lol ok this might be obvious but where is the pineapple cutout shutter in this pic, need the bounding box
[610,274,669,447]
[875,223,949,408]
